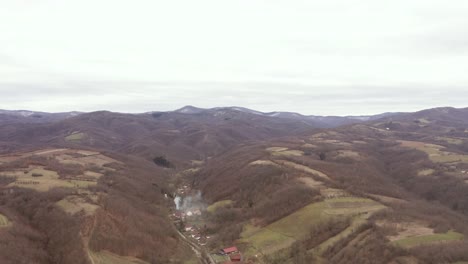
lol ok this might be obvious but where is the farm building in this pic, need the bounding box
[221,246,238,255]
[229,254,242,262]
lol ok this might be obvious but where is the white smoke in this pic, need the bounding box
[174,196,182,210]
[175,191,206,212]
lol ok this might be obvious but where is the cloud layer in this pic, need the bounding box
[1,0,467,115]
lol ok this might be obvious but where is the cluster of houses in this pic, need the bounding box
[183,224,209,246]
[171,185,244,263]
[171,209,202,220]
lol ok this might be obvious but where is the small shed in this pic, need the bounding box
[230,254,242,262]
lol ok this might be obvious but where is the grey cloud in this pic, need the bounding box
[0,1,467,115]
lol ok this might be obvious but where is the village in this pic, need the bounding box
[170,184,244,264]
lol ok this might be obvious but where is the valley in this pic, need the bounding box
[1,106,468,263]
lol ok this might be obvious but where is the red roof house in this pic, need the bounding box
[222,246,238,255]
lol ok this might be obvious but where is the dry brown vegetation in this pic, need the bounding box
[1,107,468,263]
[0,149,193,264]
[192,108,468,263]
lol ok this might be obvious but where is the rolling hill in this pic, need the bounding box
[1,106,468,264]
[189,106,468,263]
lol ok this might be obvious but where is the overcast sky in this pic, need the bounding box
[1,0,467,115]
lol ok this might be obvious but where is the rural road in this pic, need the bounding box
[176,230,216,264]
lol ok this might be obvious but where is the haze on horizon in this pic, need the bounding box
[1,0,467,116]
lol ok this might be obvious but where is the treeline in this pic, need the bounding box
[87,154,192,263]
[322,223,407,264]
[379,144,468,219]
[0,188,89,264]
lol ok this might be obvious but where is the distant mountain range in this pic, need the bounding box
[0,109,81,123]
[0,106,398,127]
[170,105,399,127]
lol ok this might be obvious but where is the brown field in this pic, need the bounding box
[250,160,281,167]
[56,195,100,216]
[435,137,464,145]
[399,140,468,164]
[83,171,104,178]
[65,132,86,142]
[320,188,350,199]
[418,169,435,176]
[381,222,435,242]
[272,150,304,157]
[266,147,289,152]
[0,149,118,192]
[89,250,149,264]
[297,176,324,188]
[33,148,69,155]
[302,143,317,148]
[322,140,352,146]
[5,167,76,192]
[275,160,330,180]
[368,194,406,204]
[337,150,361,159]
[76,150,100,156]
[191,160,204,166]
[56,153,120,167]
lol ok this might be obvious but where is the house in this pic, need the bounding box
[230,254,242,262]
[193,209,202,216]
[221,246,239,255]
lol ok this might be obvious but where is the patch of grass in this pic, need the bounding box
[34,148,68,155]
[0,214,9,227]
[399,140,468,164]
[239,197,384,256]
[207,200,233,213]
[271,150,304,157]
[211,254,229,263]
[250,160,281,167]
[65,132,86,142]
[431,154,468,164]
[76,150,100,156]
[56,196,99,216]
[5,167,98,192]
[84,171,104,178]
[276,160,330,180]
[312,214,368,255]
[56,153,120,167]
[436,137,464,145]
[6,168,77,192]
[266,147,289,152]
[90,250,149,264]
[337,150,360,159]
[69,179,97,188]
[367,194,406,204]
[418,169,435,176]
[297,177,323,188]
[320,188,347,198]
[191,160,204,166]
[417,118,431,124]
[393,230,464,248]
[302,143,317,148]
